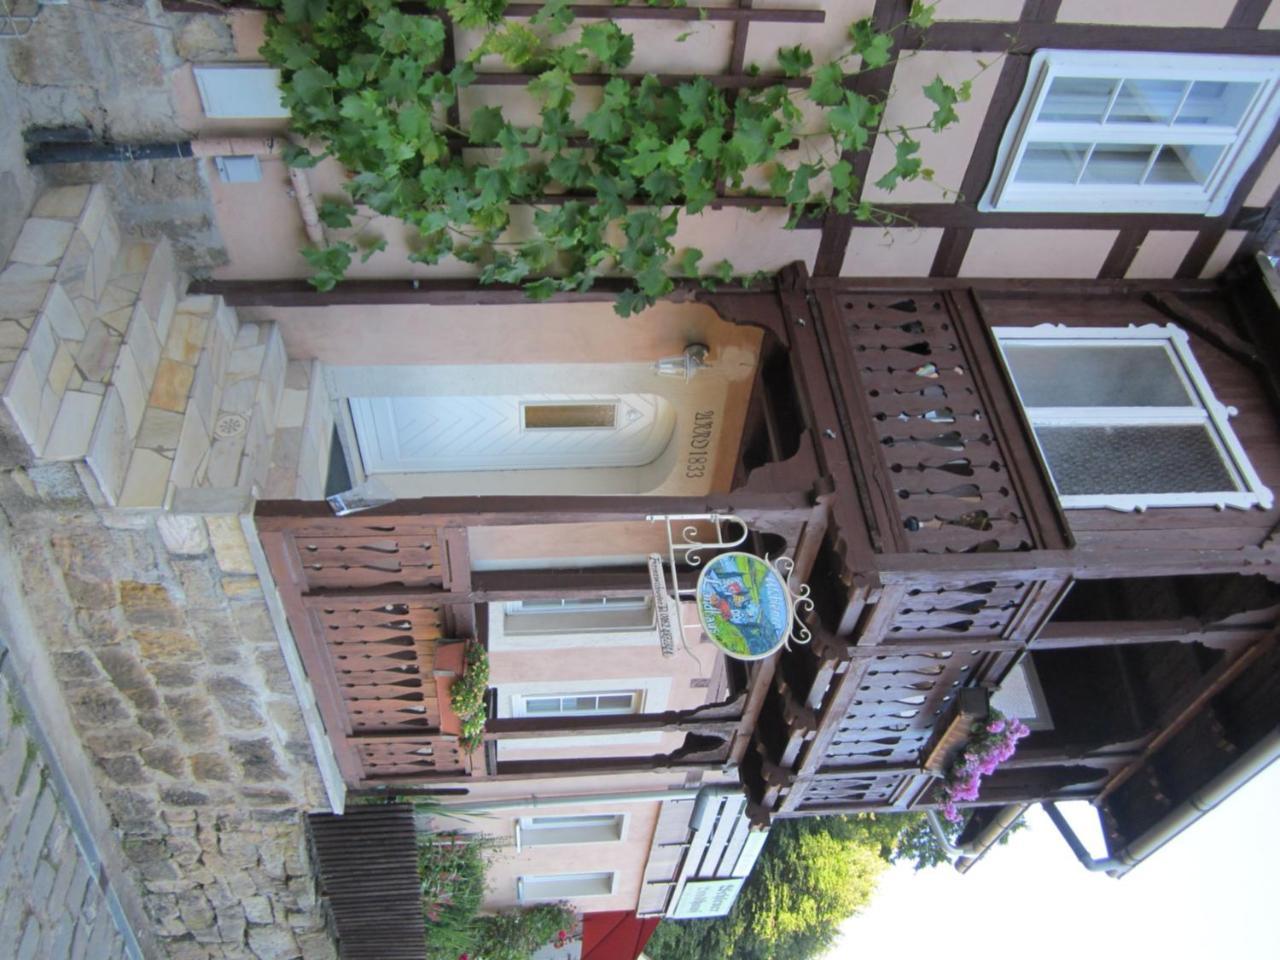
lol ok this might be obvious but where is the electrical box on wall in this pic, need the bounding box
[214,155,263,184]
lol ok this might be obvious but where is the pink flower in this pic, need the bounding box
[986,719,1006,733]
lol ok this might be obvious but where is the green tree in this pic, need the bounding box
[647,812,971,960]
[648,817,889,960]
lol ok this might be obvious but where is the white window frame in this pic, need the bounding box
[980,50,1280,215]
[517,872,616,902]
[512,689,644,717]
[193,65,291,119]
[993,323,1273,512]
[503,597,656,635]
[515,813,628,851]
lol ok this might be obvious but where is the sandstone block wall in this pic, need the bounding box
[0,667,130,960]
[0,464,338,959]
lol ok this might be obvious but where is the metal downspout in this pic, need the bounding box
[25,134,327,247]
[924,804,1028,871]
[1044,725,1280,878]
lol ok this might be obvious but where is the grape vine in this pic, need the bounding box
[258,0,970,315]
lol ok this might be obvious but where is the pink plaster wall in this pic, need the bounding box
[1125,231,1199,280]
[840,227,944,276]
[960,229,1118,278]
[862,51,1003,205]
[471,799,663,913]
[1200,231,1248,279]
[1057,0,1234,27]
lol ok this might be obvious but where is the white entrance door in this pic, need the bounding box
[348,393,675,474]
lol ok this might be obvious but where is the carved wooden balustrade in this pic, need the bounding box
[259,518,473,788]
[740,282,1080,819]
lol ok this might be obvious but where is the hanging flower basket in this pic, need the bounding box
[936,704,1031,822]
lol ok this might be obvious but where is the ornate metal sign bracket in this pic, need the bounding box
[647,513,813,658]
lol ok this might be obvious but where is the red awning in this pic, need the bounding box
[580,911,662,960]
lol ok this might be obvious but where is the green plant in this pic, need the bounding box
[469,903,576,960]
[449,642,489,751]
[258,0,973,314]
[419,833,489,956]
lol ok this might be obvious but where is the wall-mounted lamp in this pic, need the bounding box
[654,343,710,382]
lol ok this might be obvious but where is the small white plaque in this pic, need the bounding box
[669,878,746,919]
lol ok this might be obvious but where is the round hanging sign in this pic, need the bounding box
[695,551,793,661]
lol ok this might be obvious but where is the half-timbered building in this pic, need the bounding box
[8,0,1280,948]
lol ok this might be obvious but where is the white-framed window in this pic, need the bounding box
[518,872,616,901]
[513,690,643,717]
[503,597,655,635]
[516,814,627,850]
[994,324,1273,512]
[980,50,1280,215]
[193,66,290,119]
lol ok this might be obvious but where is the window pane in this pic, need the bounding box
[1175,81,1259,128]
[563,695,600,712]
[1001,344,1192,407]
[596,694,636,712]
[1035,425,1238,496]
[1146,144,1225,185]
[1039,77,1115,123]
[524,698,561,715]
[524,403,617,429]
[1015,142,1090,183]
[1082,144,1153,184]
[1107,79,1187,124]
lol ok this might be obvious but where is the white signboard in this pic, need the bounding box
[670,878,747,919]
[648,553,676,658]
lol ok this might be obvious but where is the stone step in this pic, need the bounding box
[1,184,123,460]
[112,294,232,509]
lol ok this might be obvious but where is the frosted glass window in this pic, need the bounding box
[518,872,614,901]
[982,51,1280,215]
[1034,425,1237,496]
[519,814,625,847]
[995,327,1272,512]
[515,691,641,716]
[1000,344,1191,407]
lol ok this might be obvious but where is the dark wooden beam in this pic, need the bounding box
[814,0,905,277]
[161,0,822,20]
[1034,620,1270,651]
[1097,228,1147,280]
[485,712,740,739]
[907,22,1280,55]
[256,491,816,533]
[503,2,823,21]
[1094,634,1277,804]
[1226,0,1272,29]
[929,227,971,278]
[1019,0,1061,20]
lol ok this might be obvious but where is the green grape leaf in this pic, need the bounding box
[807,63,846,107]
[676,247,704,276]
[850,18,893,69]
[469,106,507,144]
[317,199,354,228]
[908,0,936,29]
[777,45,814,78]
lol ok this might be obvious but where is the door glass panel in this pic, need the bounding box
[1175,81,1259,128]
[1081,144,1153,184]
[1107,79,1186,124]
[1015,142,1090,183]
[1001,344,1192,407]
[524,403,617,430]
[1039,77,1115,123]
[1035,425,1238,495]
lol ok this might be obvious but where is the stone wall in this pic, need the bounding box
[0,667,130,960]
[0,464,337,960]
[4,0,226,268]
